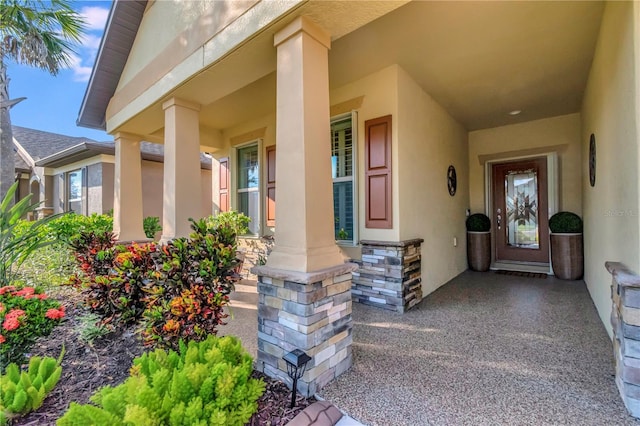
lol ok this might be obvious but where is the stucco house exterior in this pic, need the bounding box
[12,126,212,220]
[77,0,639,399]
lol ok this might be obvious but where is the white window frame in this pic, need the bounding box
[232,139,262,237]
[66,168,85,214]
[331,111,358,246]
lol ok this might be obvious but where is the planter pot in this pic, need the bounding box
[550,233,583,280]
[467,231,491,272]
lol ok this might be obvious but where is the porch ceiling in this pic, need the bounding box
[329,0,604,130]
[117,0,604,139]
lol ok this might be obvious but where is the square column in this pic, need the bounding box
[113,133,146,242]
[162,98,202,240]
[254,16,356,399]
[267,16,344,273]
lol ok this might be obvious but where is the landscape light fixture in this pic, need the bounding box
[283,349,311,408]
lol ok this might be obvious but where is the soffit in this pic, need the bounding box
[329,1,604,130]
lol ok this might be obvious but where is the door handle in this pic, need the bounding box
[496,213,502,230]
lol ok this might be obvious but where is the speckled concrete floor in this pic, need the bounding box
[222,273,639,426]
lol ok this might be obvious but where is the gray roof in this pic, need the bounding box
[77,0,147,130]
[12,126,98,162]
[14,151,30,172]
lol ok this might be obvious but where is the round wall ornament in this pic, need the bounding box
[447,165,457,196]
[589,133,596,187]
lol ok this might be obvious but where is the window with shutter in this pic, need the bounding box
[365,115,392,229]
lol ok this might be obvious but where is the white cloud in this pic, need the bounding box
[81,6,109,31]
[68,53,93,82]
[80,34,103,51]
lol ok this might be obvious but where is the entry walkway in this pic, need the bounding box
[222,272,639,425]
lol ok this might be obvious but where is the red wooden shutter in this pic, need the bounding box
[266,146,276,226]
[219,157,230,212]
[365,115,392,229]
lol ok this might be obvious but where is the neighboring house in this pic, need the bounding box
[77,1,637,397]
[13,126,212,220]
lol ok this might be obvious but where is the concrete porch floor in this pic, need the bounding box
[221,272,639,425]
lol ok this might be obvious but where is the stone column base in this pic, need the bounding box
[253,263,358,396]
[608,261,640,418]
[352,239,424,313]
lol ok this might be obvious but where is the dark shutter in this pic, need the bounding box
[219,157,230,212]
[266,146,276,226]
[365,115,392,229]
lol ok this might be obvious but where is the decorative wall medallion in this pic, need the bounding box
[447,165,457,196]
[589,133,596,187]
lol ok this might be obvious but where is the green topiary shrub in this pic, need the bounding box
[549,211,583,234]
[0,351,64,425]
[57,336,265,426]
[466,213,491,232]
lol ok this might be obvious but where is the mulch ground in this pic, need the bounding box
[12,288,315,425]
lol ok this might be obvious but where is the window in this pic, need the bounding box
[237,144,260,235]
[67,168,84,214]
[331,115,356,243]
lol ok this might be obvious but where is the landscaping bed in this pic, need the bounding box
[11,287,315,425]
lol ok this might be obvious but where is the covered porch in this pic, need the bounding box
[222,271,636,424]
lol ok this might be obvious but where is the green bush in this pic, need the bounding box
[0,351,63,425]
[0,285,65,369]
[549,211,583,234]
[206,211,250,238]
[466,213,491,232]
[143,216,162,239]
[57,336,265,426]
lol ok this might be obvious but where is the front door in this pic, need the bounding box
[492,158,549,263]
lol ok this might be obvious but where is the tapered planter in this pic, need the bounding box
[550,233,583,280]
[467,231,491,272]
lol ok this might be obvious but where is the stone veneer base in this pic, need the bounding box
[253,263,358,397]
[608,261,640,418]
[351,239,424,313]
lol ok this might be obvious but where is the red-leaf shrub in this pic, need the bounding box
[70,218,240,349]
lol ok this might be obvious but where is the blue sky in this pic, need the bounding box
[8,1,112,141]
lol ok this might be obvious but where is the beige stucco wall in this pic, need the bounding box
[581,1,640,338]
[141,160,213,222]
[468,113,582,216]
[118,1,258,89]
[396,67,469,295]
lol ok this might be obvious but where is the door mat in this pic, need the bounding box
[495,270,548,279]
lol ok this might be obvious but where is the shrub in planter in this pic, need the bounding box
[0,286,65,369]
[466,213,491,272]
[549,212,583,280]
[57,336,265,426]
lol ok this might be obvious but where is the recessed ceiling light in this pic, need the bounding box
[509,110,522,116]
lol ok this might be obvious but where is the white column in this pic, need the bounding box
[113,132,146,241]
[266,16,344,273]
[161,97,202,240]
